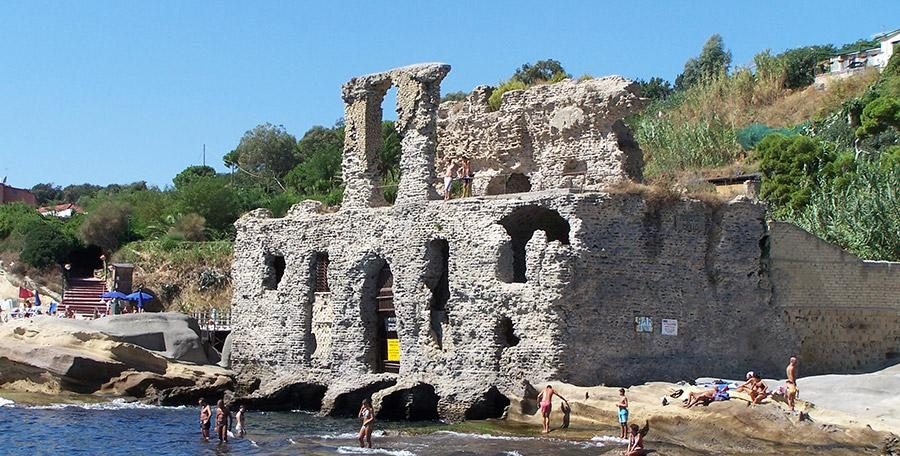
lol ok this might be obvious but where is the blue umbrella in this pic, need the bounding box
[126,291,153,311]
[101,291,129,300]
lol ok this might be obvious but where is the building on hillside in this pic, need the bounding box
[815,28,900,87]
[229,63,900,422]
[38,203,84,218]
[0,183,37,207]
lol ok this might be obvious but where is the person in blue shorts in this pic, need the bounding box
[617,388,629,439]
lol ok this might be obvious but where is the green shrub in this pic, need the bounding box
[168,213,206,241]
[0,202,41,239]
[20,219,76,268]
[756,134,835,210]
[856,95,900,137]
[736,123,798,149]
[79,201,132,252]
[487,79,527,112]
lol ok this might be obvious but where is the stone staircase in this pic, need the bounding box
[62,277,107,317]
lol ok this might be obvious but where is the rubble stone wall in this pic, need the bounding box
[436,77,645,196]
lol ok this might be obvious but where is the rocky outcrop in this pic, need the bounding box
[0,314,232,404]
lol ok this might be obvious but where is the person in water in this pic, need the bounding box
[198,398,211,441]
[215,399,230,443]
[616,388,629,439]
[358,398,375,448]
[234,405,246,438]
[536,384,569,434]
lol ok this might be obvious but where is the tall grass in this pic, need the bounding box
[636,114,741,177]
[778,163,899,260]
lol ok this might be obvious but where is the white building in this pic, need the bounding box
[815,29,900,87]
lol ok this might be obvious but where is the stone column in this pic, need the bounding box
[340,76,391,209]
[393,64,451,205]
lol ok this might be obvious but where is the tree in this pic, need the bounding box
[675,34,732,90]
[636,77,674,101]
[0,202,42,239]
[61,183,102,204]
[21,219,76,268]
[228,123,299,186]
[777,45,836,89]
[512,59,569,85]
[168,213,206,241]
[173,165,217,190]
[285,126,344,196]
[30,183,62,205]
[175,176,240,232]
[79,201,132,253]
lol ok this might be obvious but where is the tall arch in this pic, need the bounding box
[497,206,571,283]
[360,259,399,373]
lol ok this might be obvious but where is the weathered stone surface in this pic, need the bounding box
[437,77,644,195]
[89,312,210,364]
[0,314,232,403]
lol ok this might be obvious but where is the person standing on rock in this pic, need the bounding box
[459,157,474,197]
[537,384,569,434]
[443,160,457,200]
[786,356,799,412]
[198,398,212,441]
[358,398,375,448]
[617,388,629,439]
[215,399,231,443]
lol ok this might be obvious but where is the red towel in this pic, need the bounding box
[18,287,34,299]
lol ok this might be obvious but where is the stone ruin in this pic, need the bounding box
[229,63,900,421]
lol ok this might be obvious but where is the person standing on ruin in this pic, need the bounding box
[537,384,569,434]
[198,398,212,441]
[443,160,457,200]
[786,356,799,412]
[459,157,473,197]
[617,388,630,439]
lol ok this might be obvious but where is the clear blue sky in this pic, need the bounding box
[1,1,897,189]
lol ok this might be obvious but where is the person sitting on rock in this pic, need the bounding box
[749,373,769,405]
[625,421,650,456]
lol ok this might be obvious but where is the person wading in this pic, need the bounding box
[536,384,569,434]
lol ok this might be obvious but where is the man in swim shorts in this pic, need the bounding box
[215,399,230,443]
[786,356,799,411]
[443,161,456,200]
[617,388,629,439]
[198,398,211,441]
[536,384,569,433]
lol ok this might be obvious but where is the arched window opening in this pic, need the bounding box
[497,206,570,283]
[505,173,532,193]
[424,239,450,348]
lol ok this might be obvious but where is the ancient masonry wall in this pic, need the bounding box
[436,77,645,196]
[769,222,900,374]
[229,63,899,421]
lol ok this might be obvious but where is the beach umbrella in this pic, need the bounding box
[101,291,129,300]
[126,290,153,311]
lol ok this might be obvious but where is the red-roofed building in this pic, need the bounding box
[38,203,84,218]
[0,183,37,207]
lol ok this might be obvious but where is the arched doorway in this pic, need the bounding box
[362,260,399,373]
[65,244,103,278]
[375,264,399,373]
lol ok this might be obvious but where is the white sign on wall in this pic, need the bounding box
[661,319,678,336]
[635,316,652,333]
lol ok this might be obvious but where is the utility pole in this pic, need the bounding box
[203,144,206,167]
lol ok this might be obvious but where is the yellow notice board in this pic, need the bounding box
[386,339,401,361]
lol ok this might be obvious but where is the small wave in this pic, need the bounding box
[0,397,13,407]
[433,431,534,441]
[503,452,523,456]
[27,399,186,411]
[318,430,385,440]
[591,435,628,444]
[336,447,416,456]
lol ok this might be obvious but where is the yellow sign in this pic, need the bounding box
[386,338,401,361]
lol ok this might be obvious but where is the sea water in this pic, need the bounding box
[0,397,620,455]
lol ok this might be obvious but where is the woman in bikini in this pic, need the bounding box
[215,399,230,443]
[358,398,375,448]
[536,385,568,434]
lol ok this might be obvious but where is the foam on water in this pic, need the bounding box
[319,430,386,440]
[434,430,605,448]
[590,435,628,444]
[0,397,13,407]
[336,447,416,456]
[26,399,186,411]
[503,452,523,456]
